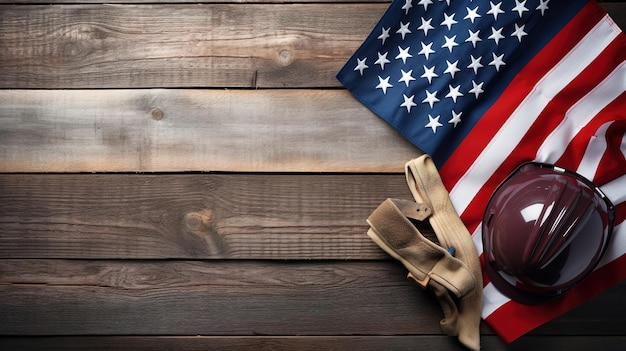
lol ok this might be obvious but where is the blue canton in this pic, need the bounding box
[337,0,587,165]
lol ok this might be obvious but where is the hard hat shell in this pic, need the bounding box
[482,162,615,304]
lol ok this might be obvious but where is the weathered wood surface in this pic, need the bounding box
[3,0,390,4]
[3,336,626,351]
[0,260,446,335]
[0,3,623,89]
[0,89,419,173]
[1,3,624,173]
[0,4,383,89]
[2,259,626,336]
[2,0,626,350]
[0,173,410,259]
[1,259,626,337]
[3,173,626,349]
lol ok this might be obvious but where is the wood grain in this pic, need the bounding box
[0,3,623,89]
[0,89,420,173]
[0,173,417,259]
[0,4,385,89]
[1,260,626,338]
[0,336,482,351]
[1,1,625,350]
[2,335,626,351]
[0,260,446,335]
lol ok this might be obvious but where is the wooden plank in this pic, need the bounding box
[603,3,626,28]
[0,4,385,89]
[0,89,420,173]
[0,260,446,336]
[0,173,416,259]
[1,0,623,4]
[0,3,624,89]
[1,260,626,338]
[2,335,626,351]
[2,0,389,3]
[0,336,475,351]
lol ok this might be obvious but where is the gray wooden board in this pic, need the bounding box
[2,260,626,338]
[0,89,420,173]
[0,173,416,259]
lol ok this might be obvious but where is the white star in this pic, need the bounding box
[426,114,443,133]
[402,0,413,14]
[422,90,440,108]
[378,27,391,45]
[418,0,433,11]
[375,76,393,94]
[401,94,417,113]
[488,27,505,45]
[396,22,412,40]
[489,52,506,71]
[536,0,549,16]
[445,84,464,103]
[467,55,483,74]
[487,1,505,21]
[354,57,368,75]
[396,46,413,64]
[511,23,527,42]
[418,17,435,36]
[441,13,458,31]
[399,69,416,87]
[375,52,390,70]
[464,6,481,23]
[512,0,529,18]
[465,29,482,48]
[448,110,462,127]
[444,60,460,79]
[469,80,484,98]
[418,42,435,60]
[441,35,458,53]
[421,65,438,84]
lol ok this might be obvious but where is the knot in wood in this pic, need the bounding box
[278,49,293,66]
[184,210,213,231]
[150,107,164,121]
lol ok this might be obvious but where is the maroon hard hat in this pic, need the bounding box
[482,162,615,304]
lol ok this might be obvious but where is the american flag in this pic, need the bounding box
[337,0,626,343]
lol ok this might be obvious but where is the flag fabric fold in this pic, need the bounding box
[337,0,625,343]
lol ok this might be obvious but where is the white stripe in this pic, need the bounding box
[482,283,511,318]
[600,174,626,206]
[471,224,484,256]
[575,121,614,180]
[536,62,626,167]
[450,19,620,215]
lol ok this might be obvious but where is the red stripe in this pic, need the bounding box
[439,2,605,190]
[593,118,626,185]
[486,251,626,343]
[479,255,489,286]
